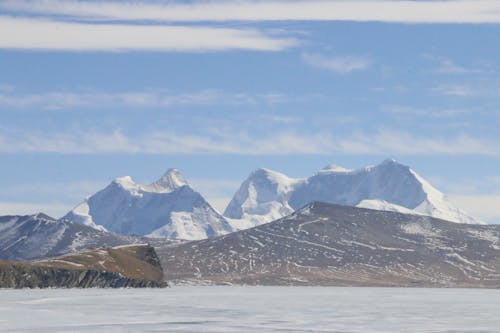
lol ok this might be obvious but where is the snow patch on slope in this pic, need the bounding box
[409,169,484,224]
[66,200,107,232]
[356,199,418,215]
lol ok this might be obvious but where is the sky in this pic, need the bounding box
[1,0,500,223]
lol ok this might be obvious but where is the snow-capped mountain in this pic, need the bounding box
[64,169,233,240]
[0,213,140,261]
[224,159,484,227]
[224,168,302,227]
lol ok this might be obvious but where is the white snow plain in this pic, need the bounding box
[0,286,499,332]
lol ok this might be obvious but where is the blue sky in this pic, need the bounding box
[1,0,500,223]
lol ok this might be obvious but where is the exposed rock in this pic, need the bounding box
[0,245,167,288]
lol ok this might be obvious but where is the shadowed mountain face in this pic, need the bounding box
[0,245,167,288]
[159,202,500,287]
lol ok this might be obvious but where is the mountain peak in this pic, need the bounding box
[64,168,232,240]
[318,164,352,174]
[113,176,139,191]
[148,168,188,193]
[31,212,56,222]
[379,158,404,167]
[251,167,279,176]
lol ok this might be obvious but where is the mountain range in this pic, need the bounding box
[62,159,483,240]
[1,159,498,288]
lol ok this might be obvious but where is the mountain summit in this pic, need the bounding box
[225,159,483,227]
[64,169,233,240]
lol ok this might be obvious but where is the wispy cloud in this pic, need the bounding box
[423,55,485,74]
[0,84,15,92]
[301,53,371,74]
[4,0,500,24]
[0,89,289,110]
[431,84,477,97]
[435,58,481,74]
[382,105,471,118]
[0,16,296,52]
[0,129,498,156]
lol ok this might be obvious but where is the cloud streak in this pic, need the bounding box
[0,129,498,156]
[301,53,371,74]
[3,0,500,24]
[0,16,296,52]
[0,89,289,110]
[382,105,471,118]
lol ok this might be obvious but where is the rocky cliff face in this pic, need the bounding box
[0,245,167,288]
[0,264,164,288]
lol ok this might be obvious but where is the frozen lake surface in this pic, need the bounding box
[0,286,499,332]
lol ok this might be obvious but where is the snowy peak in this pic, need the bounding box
[147,168,188,193]
[224,159,484,226]
[223,168,300,226]
[112,169,189,194]
[249,168,299,193]
[317,164,352,174]
[64,168,232,240]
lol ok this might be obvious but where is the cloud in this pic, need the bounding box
[423,55,485,74]
[4,0,500,24]
[431,84,477,97]
[448,195,500,224]
[0,16,296,52]
[435,58,481,74]
[301,53,371,74]
[382,105,471,118]
[0,84,14,92]
[0,89,290,110]
[0,128,499,156]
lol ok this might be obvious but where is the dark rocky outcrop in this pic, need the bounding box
[0,245,167,288]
